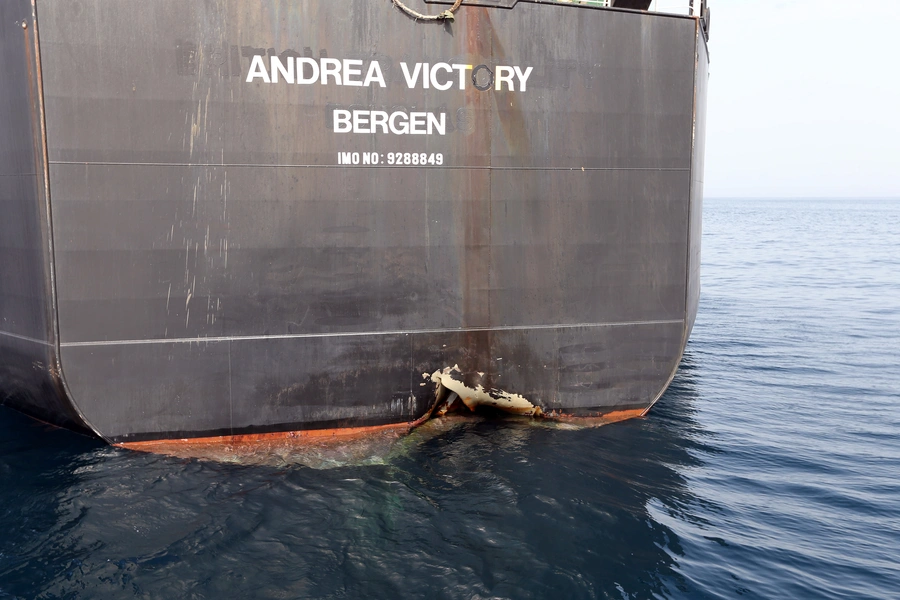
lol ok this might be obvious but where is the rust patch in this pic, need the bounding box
[118,421,411,450]
[116,422,414,468]
[542,408,647,427]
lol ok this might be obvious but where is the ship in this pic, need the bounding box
[0,0,710,448]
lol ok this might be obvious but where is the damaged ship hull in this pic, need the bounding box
[0,0,709,443]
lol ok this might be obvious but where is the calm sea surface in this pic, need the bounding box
[2,198,899,599]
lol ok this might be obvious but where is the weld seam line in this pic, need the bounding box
[59,319,685,348]
[0,330,54,346]
[49,161,689,172]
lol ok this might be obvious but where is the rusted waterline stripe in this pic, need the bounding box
[117,421,414,452]
[116,407,647,453]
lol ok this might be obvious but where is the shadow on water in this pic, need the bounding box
[0,354,713,599]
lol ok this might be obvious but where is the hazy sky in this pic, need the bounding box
[703,0,900,197]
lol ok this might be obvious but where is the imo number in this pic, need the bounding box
[386,152,444,166]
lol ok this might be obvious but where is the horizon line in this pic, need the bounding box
[704,196,900,200]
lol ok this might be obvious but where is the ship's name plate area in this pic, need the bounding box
[244,54,532,137]
[176,42,537,139]
[245,56,533,93]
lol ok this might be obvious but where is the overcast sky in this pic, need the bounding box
[702,0,900,198]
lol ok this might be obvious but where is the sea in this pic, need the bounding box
[1,197,899,599]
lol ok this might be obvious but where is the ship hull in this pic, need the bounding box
[1,0,709,442]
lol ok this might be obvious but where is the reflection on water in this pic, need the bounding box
[0,358,709,599]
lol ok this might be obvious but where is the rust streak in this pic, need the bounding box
[22,20,41,187]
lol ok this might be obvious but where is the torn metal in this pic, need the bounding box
[426,365,544,417]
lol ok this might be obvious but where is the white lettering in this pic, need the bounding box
[246,55,271,83]
[370,110,389,134]
[246,52,534,95]
[389,111,409,135]
[495,66,515,91]
[334,110,352,133]
[321,58,342,85]
[343,59,363,86]
[452,64,473,90]
[427,112,446,135]
[400,62,423,89]
[430,63,453,91]
[352,110,370,133]
[332,110,449,135]
[296,57,320,84]
[409,112,427,135]
[514,66,533,92]
[270,56,294,84]
[363,61,386,88]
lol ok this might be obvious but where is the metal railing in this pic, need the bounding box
[647,1,702,16]
[550,1,703,16]
[423,0,708,19]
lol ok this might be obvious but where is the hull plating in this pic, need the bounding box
[0,0,709,442]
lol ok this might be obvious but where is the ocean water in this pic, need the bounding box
[1,197,899,599]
